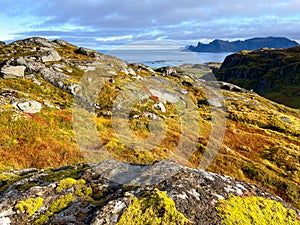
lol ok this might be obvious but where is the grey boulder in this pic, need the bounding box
[40,50,62,62]
[0,65,26,79]
[17,100,42,113]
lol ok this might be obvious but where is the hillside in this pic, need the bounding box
[0,37,299,221]
[214,46,300,108]
[187,37,299,52]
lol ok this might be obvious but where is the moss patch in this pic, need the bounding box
[116,188,192,225]
[56,177,92,197]
[56,177,78,192]
[33,193,75,225]
[216,195,300,225]
[15,197,44,216]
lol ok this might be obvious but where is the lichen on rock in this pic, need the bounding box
[116,188,192,225]
[15,197,44,216]
[216,195,300,225]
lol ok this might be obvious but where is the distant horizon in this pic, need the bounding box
[3,35,300,51]
[2,0,300,50]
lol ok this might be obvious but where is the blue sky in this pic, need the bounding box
[1,0,300,49]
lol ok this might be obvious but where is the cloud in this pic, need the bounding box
[2,0,300,48]
[95,35,133,42]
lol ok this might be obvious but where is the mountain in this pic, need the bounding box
[214,46,300,108]
[187,37,299,52]
[0,37,299,221]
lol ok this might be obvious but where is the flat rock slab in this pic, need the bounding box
[1,65,26,79]
[17,100,42,113]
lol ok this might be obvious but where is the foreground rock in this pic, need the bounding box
[0,160,298,225]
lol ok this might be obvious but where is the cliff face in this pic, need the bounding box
[0,160,299,225]
[215,46,300,108]
[188,37,299,52]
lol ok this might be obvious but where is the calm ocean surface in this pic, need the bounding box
[98,49,232,68]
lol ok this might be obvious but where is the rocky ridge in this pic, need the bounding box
[187,37,299,52]
[0,160,299,225]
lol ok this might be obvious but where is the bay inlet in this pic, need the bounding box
[98,49,231,68]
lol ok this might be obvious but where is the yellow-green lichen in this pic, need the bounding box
[216,195,300,225]
[116,188,193,225]
[0,173,21,193]
[56,177,91,197]
[75,186,93,197]
[33,193,75,225]
[56,177,78,192]
[15,197,44,216]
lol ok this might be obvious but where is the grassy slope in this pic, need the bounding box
[0,40,299,208]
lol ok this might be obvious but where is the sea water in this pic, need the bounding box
[98,49,232,68]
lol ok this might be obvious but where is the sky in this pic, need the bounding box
[1,0,300,49]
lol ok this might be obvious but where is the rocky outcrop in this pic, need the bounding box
[12,37,57,48]
[155,66,177,76]
[130,63,156,76]
[0,160,298,225]
[0,41,5,46]
[188,37,299,52]
[0,65,26,79]
[39,67,79,95]
[75,47,98,57]
[40,49,62,62]
[52,39,75,47]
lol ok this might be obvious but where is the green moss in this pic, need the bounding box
[216,195,300,225]
[34,193,75,225]
[48,193,75,214]
[43,165,87,183]
[116,188,192,225]
[15,197,44,216]
[56,177,91,197]
[0,173,21,193]
[16,181,41,191]
[0,173,17,182]
[56,177,78,192]
[75,186,93,197]
[33,215,49,225]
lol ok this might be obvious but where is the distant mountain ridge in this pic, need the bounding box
[188,37,299,52]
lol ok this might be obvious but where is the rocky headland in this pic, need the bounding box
[187,37,299,53]
[214,46,300,108]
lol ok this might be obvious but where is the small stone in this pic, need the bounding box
[112,201,126,214]
[0,217,11,225]
[127,67,136,76]
[154,102,166,113]
[44,101,55,108]
[17,100,42,113]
